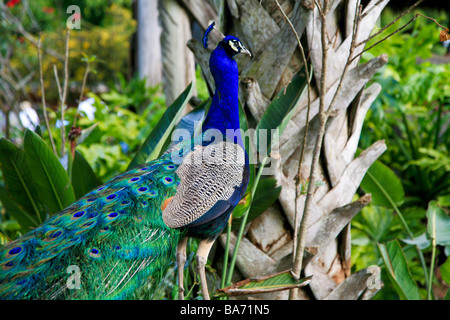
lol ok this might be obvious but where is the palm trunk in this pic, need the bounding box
[181,0,390,300]
[137,0,162,87]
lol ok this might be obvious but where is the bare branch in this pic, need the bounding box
[59,29,70,158]
[272,1,312,268]
[355,0,425,48]
[290,0,331,300]
[37,34,57,156]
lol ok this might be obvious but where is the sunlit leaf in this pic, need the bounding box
[23,130,75,214]
[0,138,43,225]
[71,150,102,199]
[440,257,450,286]
[426,201,450,246]
[215,271,311,298]
[378,240,421,300]
[360,160,404,208]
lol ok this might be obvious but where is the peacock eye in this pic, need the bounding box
[228,40,239,52]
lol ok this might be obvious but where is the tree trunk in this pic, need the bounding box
[136,0,162,87]
[181,0,390,300]
[159,0,196,108]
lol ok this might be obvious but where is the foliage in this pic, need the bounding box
[2,1,136,104]
[353,8,450,300]
[359,9,450,206]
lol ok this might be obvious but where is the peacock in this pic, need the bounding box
[0,22,251,300]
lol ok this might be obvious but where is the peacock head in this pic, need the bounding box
[220,36,252,58]
[203,21,252,58]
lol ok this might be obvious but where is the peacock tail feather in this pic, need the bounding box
[0,151,185,300]
[0,22,251,300]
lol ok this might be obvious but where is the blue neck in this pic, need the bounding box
[202,45,242,146]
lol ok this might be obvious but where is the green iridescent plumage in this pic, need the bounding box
[0,153,185,299]
[0,24,251,300]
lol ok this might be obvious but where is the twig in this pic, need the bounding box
[351,11,449,64]
[37,34,57,156]
[59,29,70,158]
[290,0,331,300]
[53,65,63,101]
[349,0,448,63]
[78,63,90,107]
[415,12,449,30]
[70,54,92,158]
[327,2,362,117]
[351,14,418,63]
[356,0,425,48]
[313,0,324,19]
[0,3,63,61]
[273,0,312,274]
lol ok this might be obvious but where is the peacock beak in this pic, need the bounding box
[240,45,252,58]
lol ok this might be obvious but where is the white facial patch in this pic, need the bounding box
[228,40,239,52]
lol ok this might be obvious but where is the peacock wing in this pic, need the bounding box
[162,140,246,229]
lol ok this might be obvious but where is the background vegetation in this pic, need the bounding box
[0,0,448,300]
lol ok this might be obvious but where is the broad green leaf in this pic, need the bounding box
[23,130,75,214]
[360,160,405,208]
[440,257,450,286]
[172,101,207,138]
[256,66,309,157]
[445,289,450,300]
[230,102,256,222]
[72,150,102,199]
[426,201,450,246]
[353,205,393,242]
[238,101,255,190]
[215,271,311,298]
[250,178,281,216]
[127,82,193,169]
[438,194,450,207]
[0,138,43,224]
[378,240,421,300]
[0,185,38,230]
[0,230,10,245]
[400,232,430,250]
[232,178,281,224]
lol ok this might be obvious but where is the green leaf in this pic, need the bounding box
[0,185,38,230]
[445,289,450,300]
[0,138,43,225]
[400,232,431,250]
[23,130,75,214]
[127,82,193,169]
[231,179,281,229]
[360,160,405,208]
[440,257,450,286]
[256,67,309,157]
[438,194,450,207]
[0,230,10,245]
[426,201,450,246]
[250,178,281,215]
[378,240,421,300]
[71,150,102,199]
[238,101,255,193]
[215,271,311,298]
